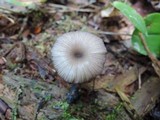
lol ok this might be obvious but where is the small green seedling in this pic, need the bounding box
[53,101,81,120]
[105,103,123,120]
[113,1,160,57]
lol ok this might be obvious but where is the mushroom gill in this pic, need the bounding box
[51,31,107,83]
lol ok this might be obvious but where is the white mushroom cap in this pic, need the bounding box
[51,31,106,83]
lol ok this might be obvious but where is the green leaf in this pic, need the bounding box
[145,13,160,25]
[112,1,147,34]
[132,13,160,57]
[145,13,160,34]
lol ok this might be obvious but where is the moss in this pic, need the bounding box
[105,103,124,120]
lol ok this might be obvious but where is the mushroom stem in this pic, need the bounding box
[66,84,80,104]
[51,31,107,103]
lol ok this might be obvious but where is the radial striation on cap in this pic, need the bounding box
[51,31,107,83]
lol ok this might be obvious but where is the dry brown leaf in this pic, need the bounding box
[85,67,146,94]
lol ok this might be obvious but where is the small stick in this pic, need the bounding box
[48,3,96,13]
[138,69,142,89]
[90,30,132,36]
[17,17,28,38]
[0,6,17,14]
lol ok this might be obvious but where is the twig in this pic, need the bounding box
[137,66,142,89]
[17,17,28,38]
[0,6,19,14]
[48,3,97,13]
[138,33,160,78]
[138,71,142,89]
[90,30,132,36]
[0,13,16,33]
[0,13,15,24]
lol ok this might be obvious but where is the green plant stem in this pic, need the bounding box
[138,33,160,78]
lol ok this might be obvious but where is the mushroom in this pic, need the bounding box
[51,31,106,103]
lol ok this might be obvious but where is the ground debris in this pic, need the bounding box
[131,77,160,116]
[0,0,159,119]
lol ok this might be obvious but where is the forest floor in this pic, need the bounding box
[0,0,160,120]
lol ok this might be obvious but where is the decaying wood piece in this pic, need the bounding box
[2,74,68,119]
[115,76,160,120]
[2,73,68,99]
[131,77,160,116]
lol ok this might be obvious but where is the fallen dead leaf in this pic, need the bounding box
[85,67,146,94]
